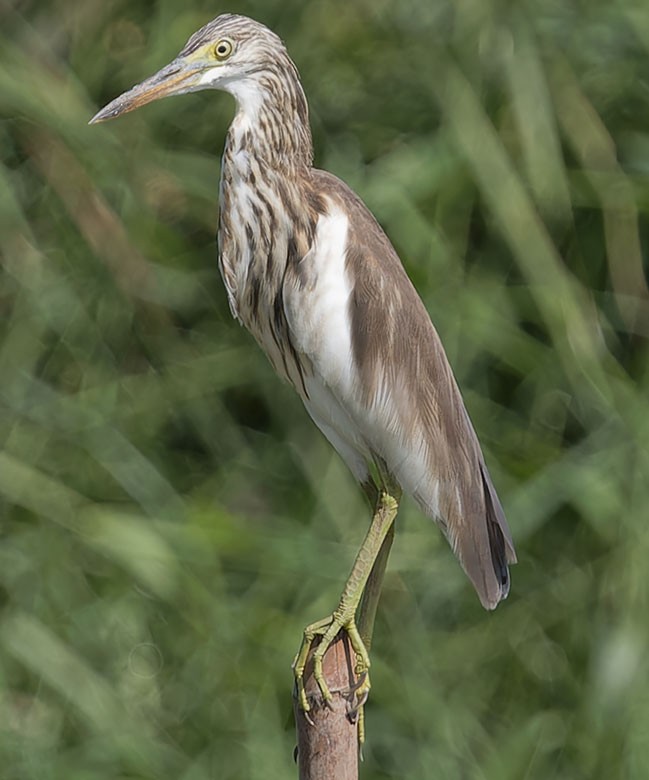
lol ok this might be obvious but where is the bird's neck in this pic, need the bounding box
[224,66,313,170]
[217,61,318,360]
[217,72,319,389]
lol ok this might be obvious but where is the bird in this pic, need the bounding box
[90,12,516,732]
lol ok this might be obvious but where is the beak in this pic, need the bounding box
[89,59,203,124]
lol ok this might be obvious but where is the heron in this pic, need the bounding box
[91,13,516,734]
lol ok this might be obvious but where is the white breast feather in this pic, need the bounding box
[286,203,355,394]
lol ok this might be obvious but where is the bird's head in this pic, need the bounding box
[89,14,292,124]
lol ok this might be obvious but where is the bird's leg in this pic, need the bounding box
[352,482,400,746]
[293,490,399,725]
[357,487,400,651]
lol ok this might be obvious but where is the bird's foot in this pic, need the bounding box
[292,491,399,749]
[292,611,371,735]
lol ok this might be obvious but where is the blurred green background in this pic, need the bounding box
[2,0,649,777]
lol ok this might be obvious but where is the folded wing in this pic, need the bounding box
[284,169,516,609]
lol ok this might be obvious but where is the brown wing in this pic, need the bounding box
[311,169,516,609]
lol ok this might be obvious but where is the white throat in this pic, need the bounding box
[197,68,263,124]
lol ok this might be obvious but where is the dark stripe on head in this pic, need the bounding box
[180,14,284,57]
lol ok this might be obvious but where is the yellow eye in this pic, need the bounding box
[213,39,233,60]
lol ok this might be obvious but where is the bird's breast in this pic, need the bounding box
[283,204,356,395]
[218,153,308,391]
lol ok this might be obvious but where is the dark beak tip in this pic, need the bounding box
[89,103,129,125]
[88,108,110,125]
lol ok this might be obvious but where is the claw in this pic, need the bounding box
[303,709,315,727]
[349,670,368,693]
[346,672,369,726]
[356,688,369,710]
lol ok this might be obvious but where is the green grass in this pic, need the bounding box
[1,0,649,777]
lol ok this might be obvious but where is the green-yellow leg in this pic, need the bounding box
[293,490,400,727]
[358,489,400,651]
[354,516,397,748]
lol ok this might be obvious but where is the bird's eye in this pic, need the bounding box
[213,39,233,60]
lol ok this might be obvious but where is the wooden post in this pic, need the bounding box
[293,632,360,780]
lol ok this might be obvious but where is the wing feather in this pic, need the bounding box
[287,169,516,609]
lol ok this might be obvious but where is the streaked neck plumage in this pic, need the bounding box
[223,52,313,170]
[217,50,318,391]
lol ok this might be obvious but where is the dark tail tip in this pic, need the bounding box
[479,464,514,603]
[487,518,510,598]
